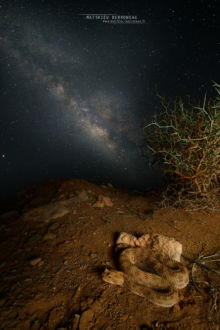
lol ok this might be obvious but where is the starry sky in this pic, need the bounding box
[0,0,219,200]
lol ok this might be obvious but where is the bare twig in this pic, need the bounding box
[184,250,220,322]
[142,81,220,210]
[182,254,220,275]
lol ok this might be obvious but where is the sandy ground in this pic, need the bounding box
[0,178,219,329]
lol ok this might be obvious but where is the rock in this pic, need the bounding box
[72,314,80,330]
[116,232,182,262]
[93,195,113,208]
[116,210,124,214]
[23,201,70,223]
[63,190,88,204]
[48,306,65,329]
[43,232,57,240]
[92,202,103,208]
[120,314,129,321]
[79,309,94,330]
[89,253,97,258]
[76,190,88,202]
[58,193,67,200]
[30,257,42,266]
[90,299,103,313]
[171,304,181,313]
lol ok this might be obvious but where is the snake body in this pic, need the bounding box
[102,246,189,307]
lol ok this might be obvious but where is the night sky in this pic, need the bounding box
[0,0,219,201]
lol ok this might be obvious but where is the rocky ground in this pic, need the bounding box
[0,178,219,329]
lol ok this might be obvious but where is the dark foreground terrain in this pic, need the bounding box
[0,178,219,329]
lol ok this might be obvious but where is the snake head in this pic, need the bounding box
[102,268,124,286]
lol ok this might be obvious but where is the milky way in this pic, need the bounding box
[2,7,142,154]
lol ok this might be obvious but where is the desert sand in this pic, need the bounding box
[0,178,219,329]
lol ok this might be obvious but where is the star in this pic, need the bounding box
[0,0,218,201]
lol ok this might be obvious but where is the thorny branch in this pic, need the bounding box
[142,81,220,210]
[183,250,220,322]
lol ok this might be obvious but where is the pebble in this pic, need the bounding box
[38,260,44,267]
[23,202,70,223]
[72,314,80,330]
[89,253,97,258]
[120,314,129,321]
[93,195,113,208]
[171,304,181,313]
[30,257,42,266]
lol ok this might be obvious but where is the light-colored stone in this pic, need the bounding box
[62,190,88,204]
[116,232,182,262]
[79,309,94,330]
[23,201,70,223]
[72,314,80,330]
[93,195,113,208]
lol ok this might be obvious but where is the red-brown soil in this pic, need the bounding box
[0,178,219,329]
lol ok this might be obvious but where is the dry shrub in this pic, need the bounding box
[142,82,220,210]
